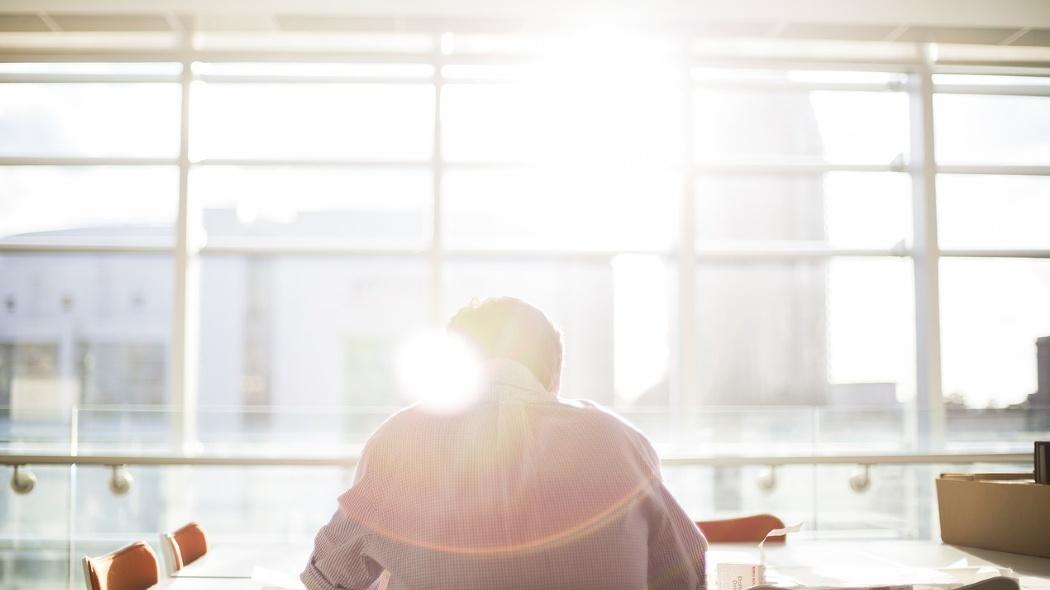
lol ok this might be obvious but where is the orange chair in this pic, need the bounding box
[160,521,209,575]
[81,541,159,590]
[697,514,787,543]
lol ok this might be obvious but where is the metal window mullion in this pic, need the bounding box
[171,49,199,453]
[909,44,946,452]
[431,44,445,325]
[678,42,699,432]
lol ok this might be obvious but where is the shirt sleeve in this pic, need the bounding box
[301,506,385,590]
[646,482,709,589]
[301,439,387,590]
[636,435,708,590]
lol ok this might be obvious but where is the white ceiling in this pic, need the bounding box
[0,0,1048,27]
[1,0,1049,46]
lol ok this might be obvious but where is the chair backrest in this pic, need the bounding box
[696,514,787,543]
[82,542,159,590]
[168,522,208,571]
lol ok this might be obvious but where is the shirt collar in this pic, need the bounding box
[481,359,556,404]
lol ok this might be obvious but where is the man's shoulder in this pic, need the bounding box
[556,398,656,446]
[371,398,657,454]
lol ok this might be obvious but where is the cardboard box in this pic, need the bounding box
[936,472,1050,559]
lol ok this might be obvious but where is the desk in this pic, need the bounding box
[719,541,1050,590]
[157,540,1050,589]
[151,580,261,589]
[173,542,311,579]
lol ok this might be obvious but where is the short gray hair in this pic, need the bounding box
[447,297,563,391]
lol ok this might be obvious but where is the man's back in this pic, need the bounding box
[303,360,707,590]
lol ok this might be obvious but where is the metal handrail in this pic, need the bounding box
[0,451,1030,468]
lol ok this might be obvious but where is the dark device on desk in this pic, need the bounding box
[1037,441,1050,485]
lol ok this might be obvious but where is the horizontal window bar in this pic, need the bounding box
[937,164,1050,175]
[0,451,1029,468]
[941,248,1050,259]
[1,74,1045,99]
[0,156,177,166]
[934,84,1050,97]
[5,160,1044,175]
[194,74,435,84]
[934,64,1050,77]
[0,239,172,254]
[0,73,180,83]
[193,158,432,167]
[694,162,903,174]
[0,240,911,259]
[693,79,904,92]
[0,161,1024,175]
[0,47,1046,76]
[5,241,1049,260]
[694,245,908,259]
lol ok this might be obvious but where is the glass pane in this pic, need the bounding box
[940,258,1050,408]
[77,407,171,453]
[694,258,915,406]
[664,463,815,527]
[198,255,430,424]
[0,166,177,239]
[443,169,678,250]
[695,172,910,247]
[935,94,1050,165]
[444,257,675,417]
[937,175,1050,249]
[191,83,434,160]
[0,253,173,415]
[192,166,431,247]
[694,90,908,163]
[813,464,935,536]
[826,258,916,399]
[0,83,180,157]
[68,463,346,588]
[442,79,683,164]
[677,407,818,456]
[0,465,72,588]
[946,408,1050,451]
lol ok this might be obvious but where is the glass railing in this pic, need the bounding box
[0,404,1044,589]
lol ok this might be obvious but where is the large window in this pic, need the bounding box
[1,38,1048,569]
[2,50,1048,436]
[0,66,178,447]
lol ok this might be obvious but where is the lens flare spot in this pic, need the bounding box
[394,330,483,413]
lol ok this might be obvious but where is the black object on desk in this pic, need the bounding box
[1037,441,1050,485]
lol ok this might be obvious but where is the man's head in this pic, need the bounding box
[447,297,563,393]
